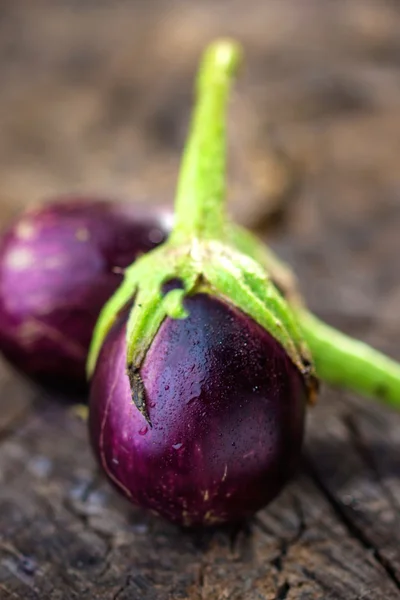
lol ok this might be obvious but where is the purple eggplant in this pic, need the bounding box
[0,197,171,388]
[88,40,400,528]
[89,294,306,526]
[87,41,315,526]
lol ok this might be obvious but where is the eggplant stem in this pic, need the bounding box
[298,309,400,408]
[170,39,242,245]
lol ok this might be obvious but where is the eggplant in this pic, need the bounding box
[0,197,171,389]
[88,39,400,526]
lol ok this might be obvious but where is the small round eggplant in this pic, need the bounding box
[0,197,171,388]
[89,38,400,529]
[89,294,306,526]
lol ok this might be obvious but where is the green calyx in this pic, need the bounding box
[88,236,317,423]
[87,37,400,421]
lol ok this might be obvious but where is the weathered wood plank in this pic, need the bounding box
[1,390,400,599]
[306,392,400,591]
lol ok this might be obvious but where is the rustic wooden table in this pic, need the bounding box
[1,1,400,598]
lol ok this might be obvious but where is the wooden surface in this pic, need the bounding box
[1,1,400,598]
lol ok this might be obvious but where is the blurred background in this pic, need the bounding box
[0,0,399,332]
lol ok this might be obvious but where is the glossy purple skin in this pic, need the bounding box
[89,293,306,526]
[0,197,170,388]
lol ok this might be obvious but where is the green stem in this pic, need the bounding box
[169,39,242,245]
[298,310,400,408]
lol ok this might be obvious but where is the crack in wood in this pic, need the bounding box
[305,455,400,592]
[275,581,290,600]
[256,495,306,575]
[344,413,400,520]
[112,575,131,600]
